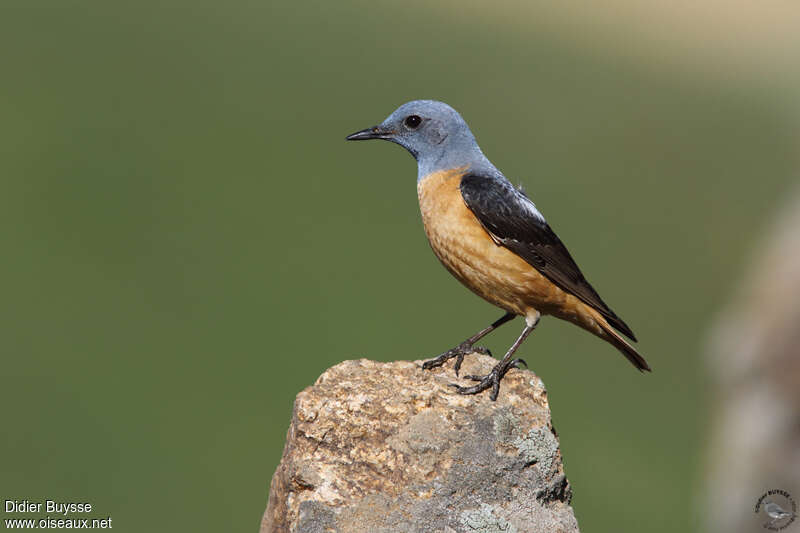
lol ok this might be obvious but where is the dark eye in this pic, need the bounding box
[404,115,422,129]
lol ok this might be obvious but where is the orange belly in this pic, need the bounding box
[417,168,595,329]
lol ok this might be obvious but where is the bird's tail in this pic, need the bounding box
[594,312,651,372]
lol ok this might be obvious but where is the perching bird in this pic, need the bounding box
[346,100,650,400]
[764,501,795,523]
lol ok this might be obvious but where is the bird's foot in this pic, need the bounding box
[421,341,491,377]
[449,358,527,401]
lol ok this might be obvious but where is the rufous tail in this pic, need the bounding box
[596,315,651,372]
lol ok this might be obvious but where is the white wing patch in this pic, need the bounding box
[517,192,546,224]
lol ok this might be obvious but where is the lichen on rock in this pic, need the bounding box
[261,354,579,533]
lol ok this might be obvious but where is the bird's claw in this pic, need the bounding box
[422,342,491,377]
[450,358,525,401]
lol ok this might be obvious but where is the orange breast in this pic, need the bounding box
[417,168,582,319]
[417,168,608,331]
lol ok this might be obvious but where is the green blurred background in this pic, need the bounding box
[1,1,797,532]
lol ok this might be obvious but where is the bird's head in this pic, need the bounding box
[346,100,493,179]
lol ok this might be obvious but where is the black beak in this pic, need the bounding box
[345,125,395,141]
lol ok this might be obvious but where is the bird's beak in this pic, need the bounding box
[345,125,395,141]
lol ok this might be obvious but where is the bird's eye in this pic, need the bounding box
[404,115,422,129]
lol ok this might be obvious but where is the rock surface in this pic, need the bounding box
[261,354,579,533]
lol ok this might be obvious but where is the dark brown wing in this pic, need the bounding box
[460,173,636,341]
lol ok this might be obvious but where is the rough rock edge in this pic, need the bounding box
[261,354,580,533]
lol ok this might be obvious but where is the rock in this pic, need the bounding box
[261,354,579,533]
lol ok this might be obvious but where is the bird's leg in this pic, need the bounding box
[422,312,515,376]
[451,315,539,401]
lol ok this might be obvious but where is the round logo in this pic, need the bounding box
[755,489,797,531]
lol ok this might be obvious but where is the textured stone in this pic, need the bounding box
[261,354,579,533]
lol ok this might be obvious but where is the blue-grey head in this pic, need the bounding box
[346,100,499,180]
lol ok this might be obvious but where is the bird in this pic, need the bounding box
[764,501,795,524]
[346,100,650,400]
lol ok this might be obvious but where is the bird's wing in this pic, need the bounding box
[460,173,636,341]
